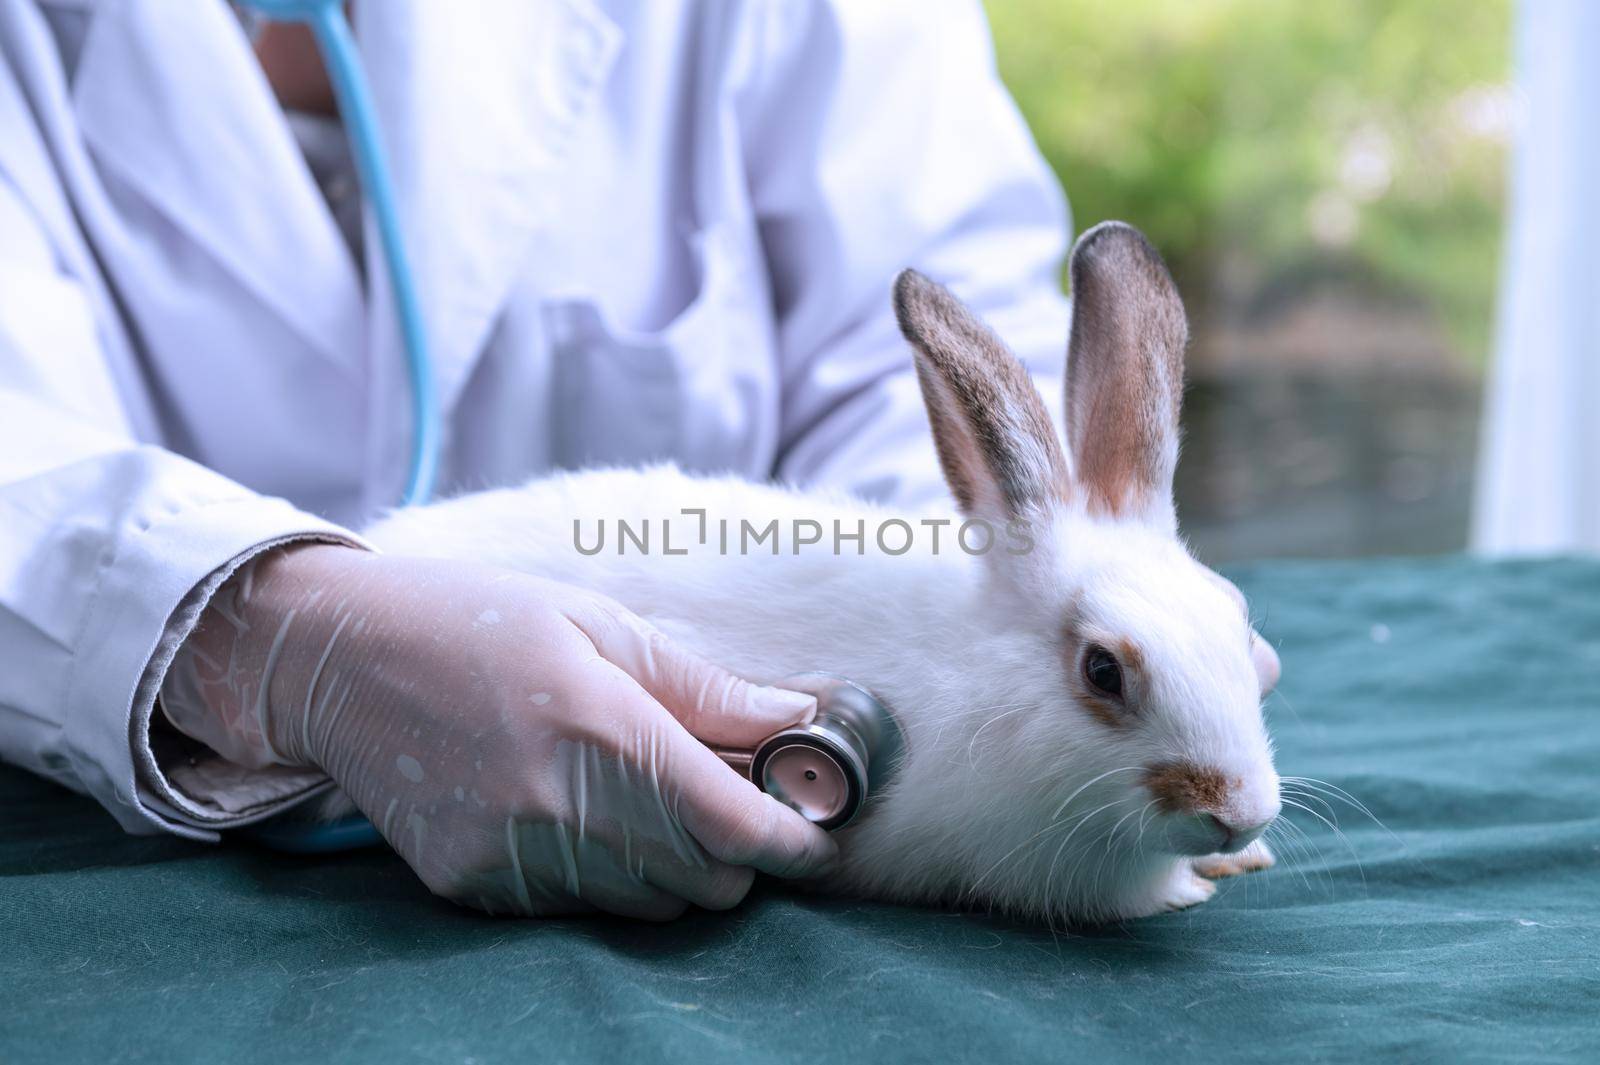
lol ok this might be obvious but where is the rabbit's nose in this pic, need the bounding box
[1205,812,1274,853]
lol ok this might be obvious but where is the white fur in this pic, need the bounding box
[338,462,1279,924]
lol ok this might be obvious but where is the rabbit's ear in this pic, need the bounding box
[1064,222,1188,528]
[894,270,1070,521]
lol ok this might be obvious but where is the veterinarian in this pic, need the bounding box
[0,1,1070,918]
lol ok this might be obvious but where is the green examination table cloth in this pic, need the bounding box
[3,557,1597,1064]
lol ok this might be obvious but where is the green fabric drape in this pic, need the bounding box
[4,557,1597,1064]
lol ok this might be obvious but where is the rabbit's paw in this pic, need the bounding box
[1117,861,1216,919]
[1158,868,1216,912]
[1191,840,1275,880]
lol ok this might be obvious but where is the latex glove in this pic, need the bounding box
[160,545,837,919]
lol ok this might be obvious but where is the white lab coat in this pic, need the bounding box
[0,0,1070,838]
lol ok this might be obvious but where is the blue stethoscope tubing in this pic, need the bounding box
[243,1,439,509]
[237,1,436,852]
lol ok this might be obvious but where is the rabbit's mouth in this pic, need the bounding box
[1157,810,1273,856]
[1142,761,1281,855]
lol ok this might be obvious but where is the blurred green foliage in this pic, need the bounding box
[985,0,1511,366]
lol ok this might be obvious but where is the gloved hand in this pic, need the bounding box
[160,544,837,919]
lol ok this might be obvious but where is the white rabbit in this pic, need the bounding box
[347,221,1283,924]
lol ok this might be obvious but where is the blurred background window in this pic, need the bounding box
[985,0,1512,564]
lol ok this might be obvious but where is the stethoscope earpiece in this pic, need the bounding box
[719,673,904,831]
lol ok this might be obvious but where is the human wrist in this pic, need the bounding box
[163,543,368,769]
[245,544,374,765]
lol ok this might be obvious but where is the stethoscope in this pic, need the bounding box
[235,2,905,853]
[709,673,905,832]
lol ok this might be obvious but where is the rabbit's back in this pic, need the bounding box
[361,465,973,685]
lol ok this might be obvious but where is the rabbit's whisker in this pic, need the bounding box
[1038,797,1133,926]
[1049,765,1143,822]
[1263,818,1320,895]
[1042,795,1138,913]
[1280,814,1337,896]
[968,792,1127,903]
[1279,796,1367,893]
[1085,800,1148,903]
[1280,775,1402,850]
[964,703,1035,766]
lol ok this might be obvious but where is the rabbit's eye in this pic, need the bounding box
[1083,645,1123,698]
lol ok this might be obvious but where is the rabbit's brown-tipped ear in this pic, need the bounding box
[1065,222,1188,527]
[894,270,1070,520]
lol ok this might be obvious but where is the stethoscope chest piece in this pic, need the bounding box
[742,673,904,831]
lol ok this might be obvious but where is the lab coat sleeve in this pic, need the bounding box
[0,179,360,840]
[742,0,1072,508]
